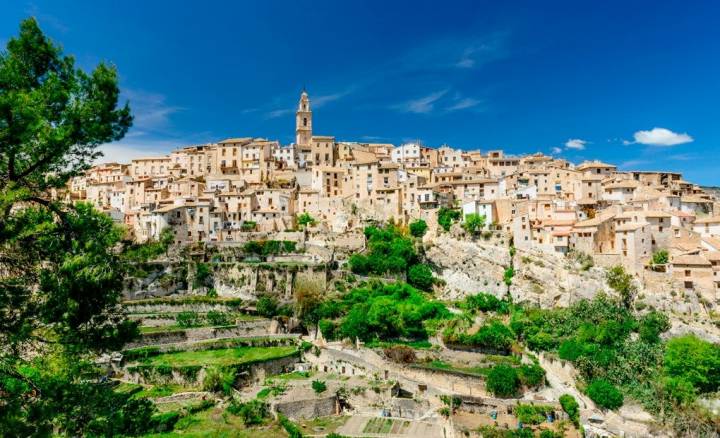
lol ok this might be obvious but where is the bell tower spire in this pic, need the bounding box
[295,90,312,146]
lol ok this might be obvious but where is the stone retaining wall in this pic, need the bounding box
[125,320,273,349]
[273,395,338,419]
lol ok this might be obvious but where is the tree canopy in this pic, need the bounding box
[0,18,149,434]
[462,213,486,235]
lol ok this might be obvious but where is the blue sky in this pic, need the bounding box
[2,1,719,184]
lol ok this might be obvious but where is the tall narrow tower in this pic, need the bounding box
[295,90,312,146]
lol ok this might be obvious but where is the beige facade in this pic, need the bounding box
[68,88,718,282]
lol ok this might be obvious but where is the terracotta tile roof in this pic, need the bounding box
[694,215,720,224]
[672,254,711,266]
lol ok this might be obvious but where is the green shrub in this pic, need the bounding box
[664,334,720,394]
[297,212,316,228]
[207,310,230,326]
[338,282,449,342]
[462,293,507,314]
[662,376,697,405]
[558,339,584,361]
[203,366,235,395]
[176,311,202,328]
[311,380,327,394]
[518,364,545,387]
[151,411,181,432]
[515,404,551,425]
[409,219,428,238]
[407,263,434,291]
[463,213,486,235]
[279,414,304,438]
[241,221,256,231]
[606,265,636,308]
[318,319,336,340]
[638,311,670,343]
[256,295,279,317]
[503,267,514,287]
[438,208,461,232]
[227,399,269,426]
[193,262,212,289]
[587,379,623,410]
[559,393,579,425]
[651,249,669,265]
[486,365,519,397]
[446,320,514,353]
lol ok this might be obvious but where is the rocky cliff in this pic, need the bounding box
[426,233,611,307]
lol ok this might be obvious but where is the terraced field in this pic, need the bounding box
[142,345,297,367]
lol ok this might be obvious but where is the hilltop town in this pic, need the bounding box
[58,93,720,438]
[6,11,720,438]
[68,90,720,303]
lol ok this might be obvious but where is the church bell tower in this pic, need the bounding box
[295,90,312,146]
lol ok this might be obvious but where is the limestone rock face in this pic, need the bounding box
[426,233,720,342]
[426,233,611,307]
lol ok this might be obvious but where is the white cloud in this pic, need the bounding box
[123,89,182,132]
[96,140,177,164]
[264,87,355,119]
[446,97,482,112]
[619,159,650,169]
[394,90,448,114]
[565,138,587,150]
[454,35,508,69]
[551,147,563,154]
[631,127,693,146]
[265,108,294,119]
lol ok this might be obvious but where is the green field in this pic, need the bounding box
[417,359,493,377]
[143,346,297,368]
[143,406,285,438]
[362,417,410,434]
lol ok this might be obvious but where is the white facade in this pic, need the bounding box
[462,200,495,226]
[391,143,421,163]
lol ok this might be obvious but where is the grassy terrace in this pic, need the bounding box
[141,345,297,368]
[143,406,286,438]
[138,322,259,334]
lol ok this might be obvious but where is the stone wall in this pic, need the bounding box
[273,395,338,419]
[124,320,273,349]
[124,353,299,387]
[310,345,488,398]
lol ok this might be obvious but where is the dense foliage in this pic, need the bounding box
[559,394,580,426]
[437,207,461,232]
[297,212,316,228]
[349,224,418,275]
[348,224,436,290]
[606,265,637,308]
[586,379,624,410]
[338,282,450,342]
[463,213,486,235]
[407,263,434,291]
[486,364,520,397]
[663,335,720,401]
[0,18,148,434]
[227,399,269,425]
[444,320,515,353]
[461,292,509,314]
[409,219,428,237]
[311,380,327,393]
[651,249,669,265]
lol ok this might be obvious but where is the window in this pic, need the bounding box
[685,270,691,277]
[684,281,693,289]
